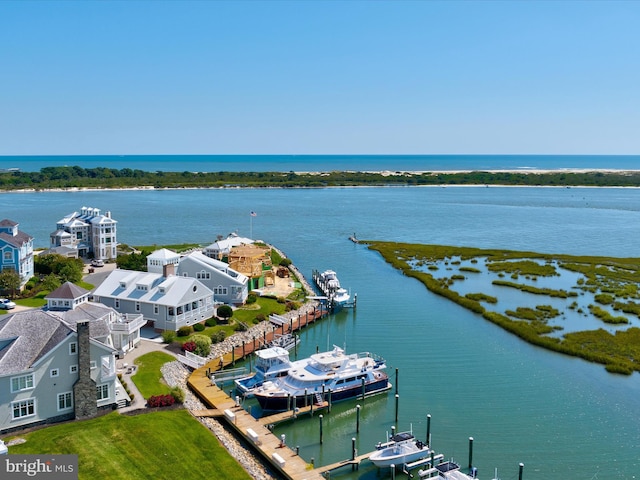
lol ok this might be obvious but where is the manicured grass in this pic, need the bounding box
[6,410,252,480]
[15,291,48,307]
[132,351,175,398]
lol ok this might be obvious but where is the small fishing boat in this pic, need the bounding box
[268,333,300,351]
[369,431,432,468]
[254,345,390,412]
[234,346,294,397]
[419,460,479,479]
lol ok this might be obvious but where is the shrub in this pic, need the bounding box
[170,386,185,403]
[234,321,248,332]
[191,334,212,357]
[211,331,226,344]
[246,293,258,304]
[193,323,205,332]
[217,304,233,321]
[161,330,176,343]
[177,326,193,337]
[205,317,217,327]
[147,394,175,408]
[277,296,286,304]
[182,341,197,352]
[255,313,266,322]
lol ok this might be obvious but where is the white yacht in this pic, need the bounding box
[254,345,390,412]
[234,346,294,397]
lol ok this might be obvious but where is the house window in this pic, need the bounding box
[70,364,78,374]
[115,299,120,308]
[90,361,97,370]
[50,368,59,378]
[3,251,12,262]
[96,384,109,401]
[12,399,35,419]
[154,304,159,314]
[135,302,140,312]
[58,392,73,411]
[11,374,34,393]
[69,342,77,355]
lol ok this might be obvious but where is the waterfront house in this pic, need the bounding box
[50,206,117,261]
[46,282,145,357]
[0,310,118,434]
[91,268,214,331]
[0,219,34,290]
[203,233,253,261]
[176,251,249,306]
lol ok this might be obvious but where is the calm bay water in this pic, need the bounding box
[2,182,640,479]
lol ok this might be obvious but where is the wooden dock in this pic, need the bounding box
[188,366,326,480]
[199,305,329,376]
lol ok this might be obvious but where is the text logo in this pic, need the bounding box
[2,455,77,479]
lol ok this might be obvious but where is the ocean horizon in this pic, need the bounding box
[2,154,640,173]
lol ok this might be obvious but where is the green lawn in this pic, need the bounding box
[6,410,252,480]
[131,351,176,398]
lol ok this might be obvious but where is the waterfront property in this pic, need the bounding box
[203,232,254,260]
[147,248,249,306]
[0,219,34,290]
[49,206,117,261]
[91,268,214,331]
[46,282,145,357]
[0,310,119,434]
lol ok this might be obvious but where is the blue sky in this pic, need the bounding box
[1,1,638,155]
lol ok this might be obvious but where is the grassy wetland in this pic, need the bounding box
[366,242,640,375]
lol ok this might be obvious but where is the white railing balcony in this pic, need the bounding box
[101,356,116,379]
[110,313,146,333]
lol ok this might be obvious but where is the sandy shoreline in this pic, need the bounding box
[2,169,640,194]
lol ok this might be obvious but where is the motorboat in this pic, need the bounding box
[254,345,390,412]
[369,431,432,468]
[313,269,352,309]
[268,333,300,351]
[234,346,293,397]
[419,460,479,479]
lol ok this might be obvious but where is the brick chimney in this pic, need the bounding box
[73,320,97,420]
[163,263,175,277]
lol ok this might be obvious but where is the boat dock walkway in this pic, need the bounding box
[188,366,327,480]
[200,305,329,376]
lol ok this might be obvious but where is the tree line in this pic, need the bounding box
[2,166,640,190]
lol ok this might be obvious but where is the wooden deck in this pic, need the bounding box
[188,367,325,480]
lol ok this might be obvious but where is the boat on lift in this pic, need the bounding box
[369,431,433,468]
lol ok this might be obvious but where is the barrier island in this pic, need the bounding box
[366,242,640,375]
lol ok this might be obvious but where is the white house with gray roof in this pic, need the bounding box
[0,310,118,434]
[92,269,214,331]
[203,233,253,260]
[176,250,249,306]
[50,206,117,261]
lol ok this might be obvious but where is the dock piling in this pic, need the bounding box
[319,414,324,444]
[468,437,474,470]
[426,414,431,447]
[351,437,357,471]
[395,394,399,423]
[356,404,361,433]
[519,462,524,480]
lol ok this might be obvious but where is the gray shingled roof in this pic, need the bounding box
[47,282,90,300]
[53,302,113,340]
[0,230,33,248]
[0,310,73,375]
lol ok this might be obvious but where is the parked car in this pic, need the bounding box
[0,298,16,310]
[91,259,104,267]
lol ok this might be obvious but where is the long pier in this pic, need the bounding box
[201,304,328,375]
[188,367,327,480]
